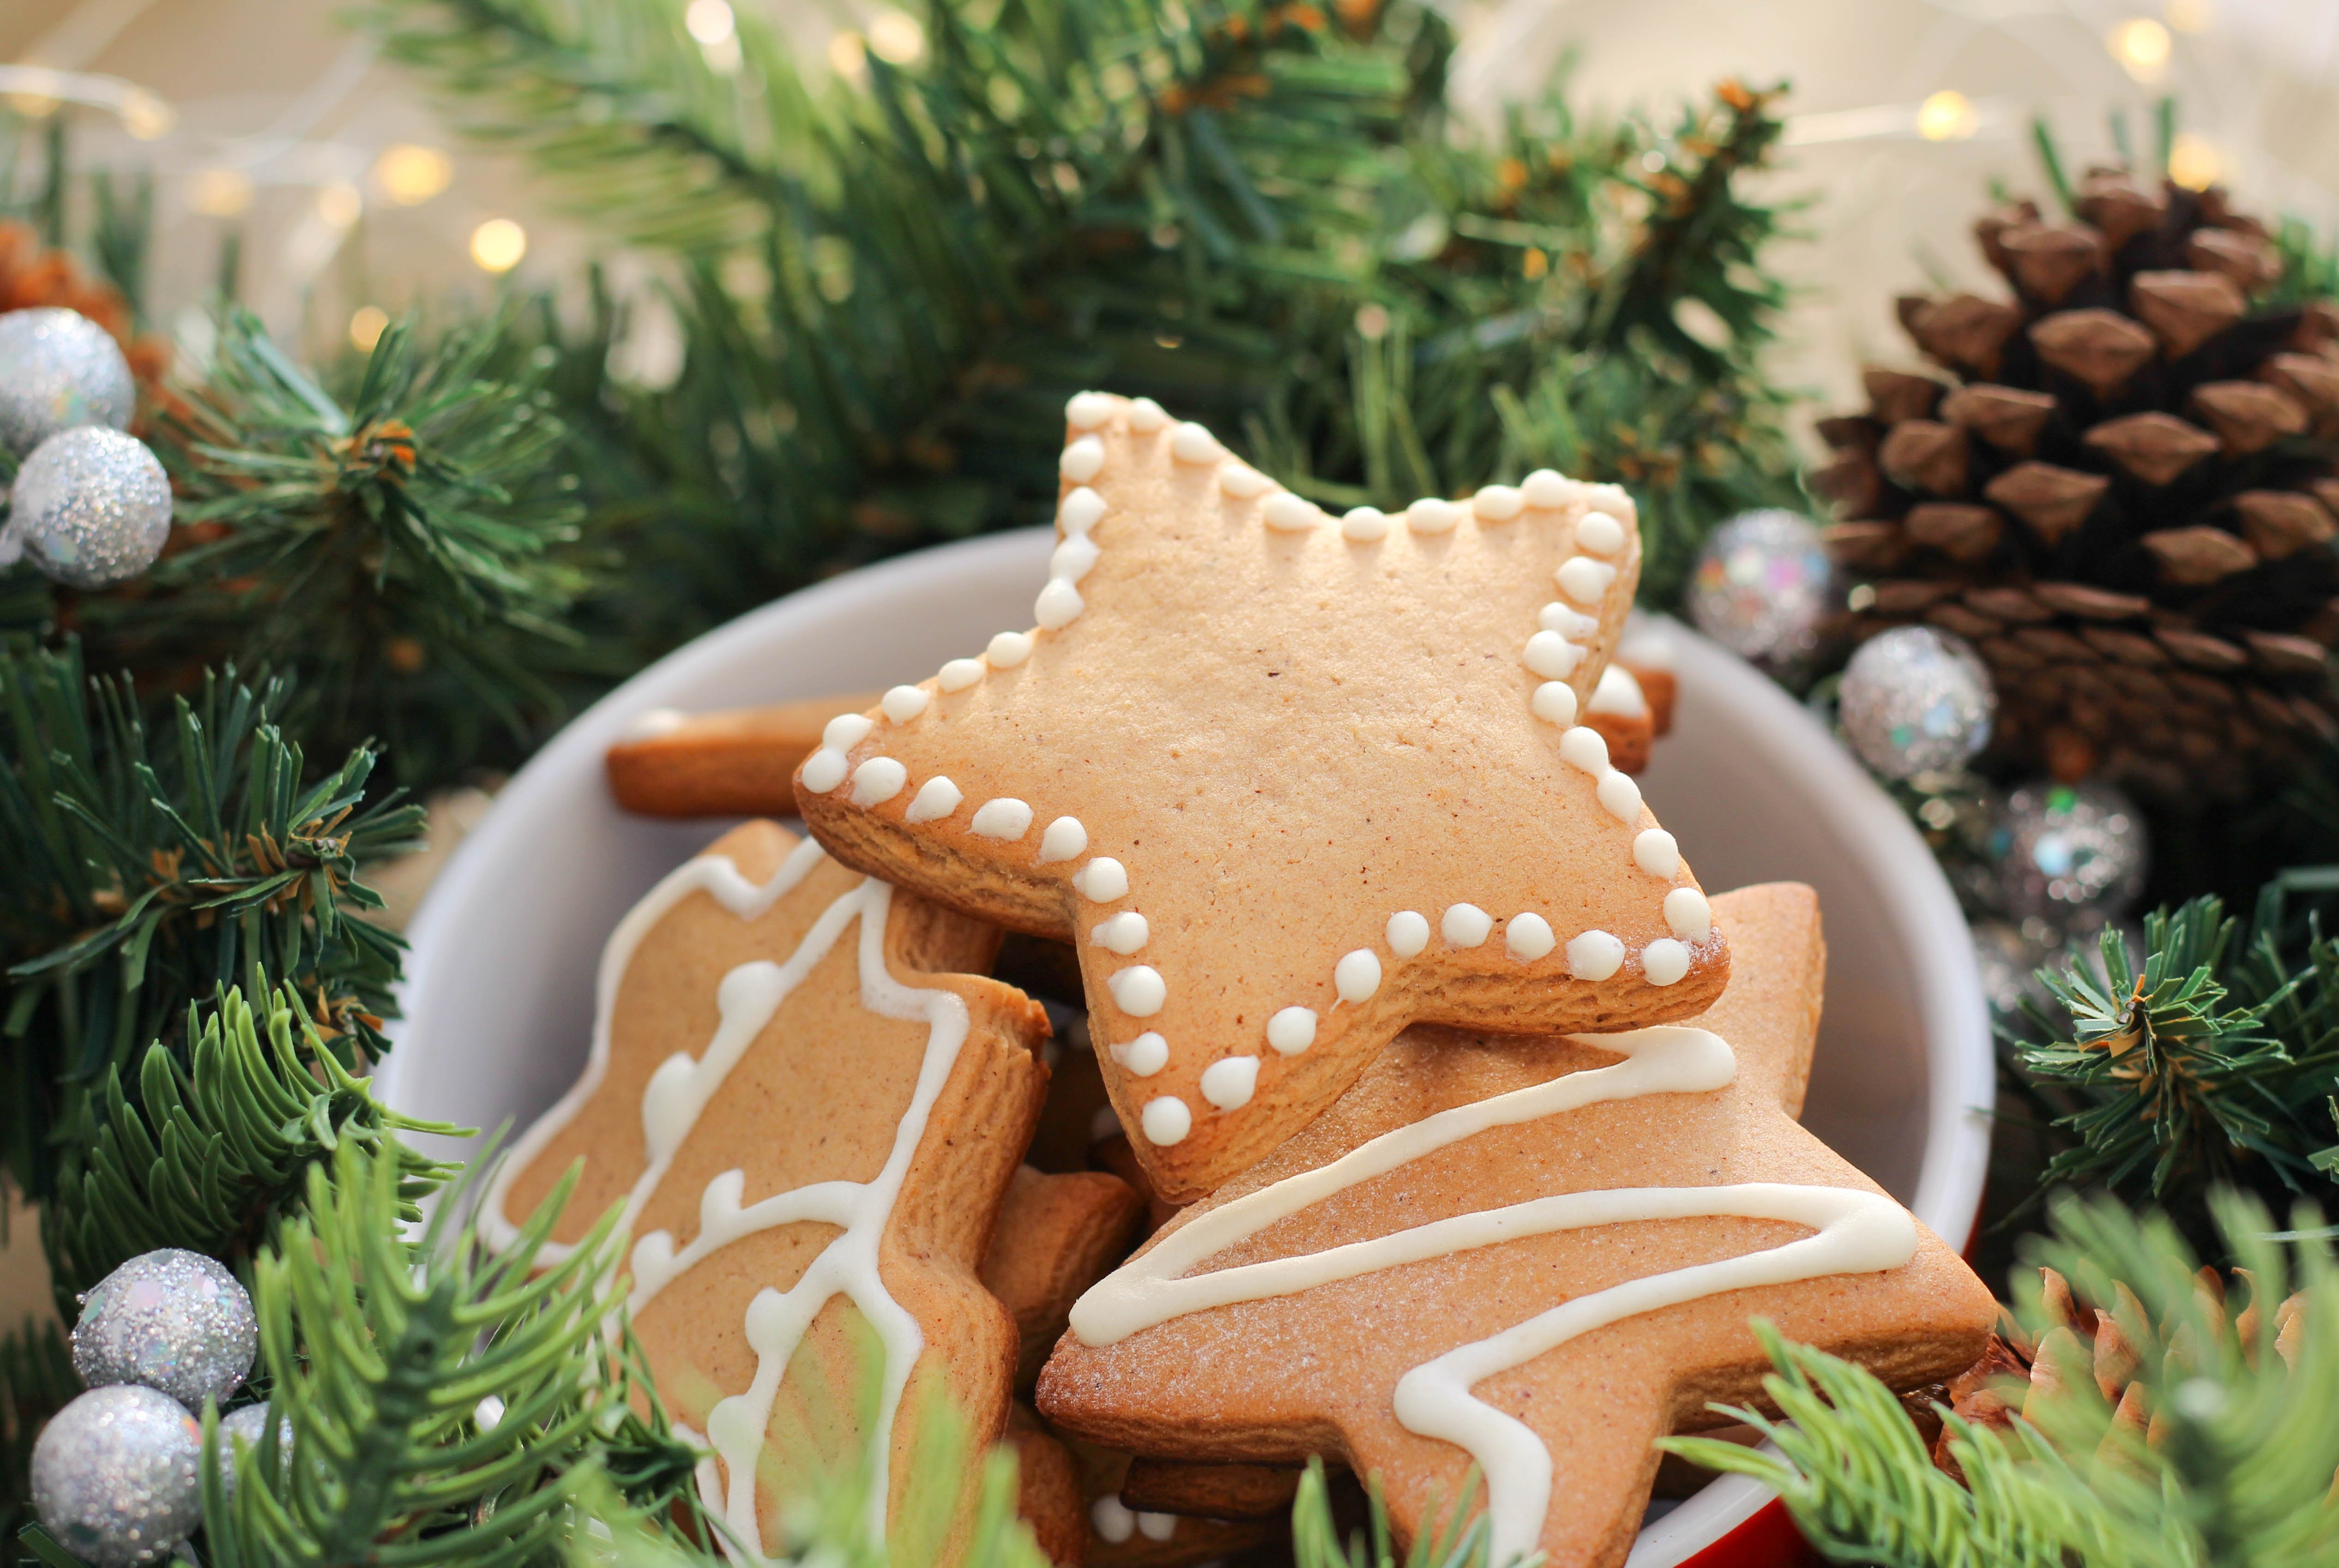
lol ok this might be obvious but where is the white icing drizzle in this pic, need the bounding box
[1067,1026,1920,1566]
[478,849,977,1556]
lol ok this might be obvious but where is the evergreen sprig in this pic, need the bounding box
[1666,1192,2339,1568]
[1290,1457,1493,1568]
[41,977,456,1305]
[0,643,422,1211]
[2009,890,2339,1216]
[202,1140,700,1568]
[78,308,595,787]
[361,0,1801,658]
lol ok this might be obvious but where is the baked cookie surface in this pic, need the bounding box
[1034,883,1994,1568]
[796,392,1726,1201]
[480,820,1049,1556]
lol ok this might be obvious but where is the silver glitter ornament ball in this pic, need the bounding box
[216,1401,290,1502]
[31,1385,203,1568]
[1970,918,2056,1021]
[1986,781,2149,926]
[1685,508,1836,666]
[6,426,173,588]
[1838,626,1995,781]
[0,307,135,458]
[72,1248,257,1411]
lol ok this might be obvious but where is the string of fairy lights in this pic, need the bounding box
[0,0,2312,358]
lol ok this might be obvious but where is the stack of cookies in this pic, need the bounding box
[482,393,1995,1568]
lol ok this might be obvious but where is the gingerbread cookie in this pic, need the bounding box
[795,391,1728,1201]
[981,1166,1146,1389]
[609,691,885,818]
[1034,883,1994,1568]
[479,820,1050,1555]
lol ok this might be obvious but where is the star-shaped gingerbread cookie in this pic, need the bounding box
[796,392,1727,1202]
[1032,883,1995,1568]
[480,820,1050,1557]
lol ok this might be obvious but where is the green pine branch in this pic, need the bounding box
[41,976,457,1308]
[364,0,1801,656]
[70,307,596,789]
[1665,1191,2339,1568]
[1290,1456,1495,1568]
[203,1139,704,1568]
[2007,890,2339,1220]
[0,643,422,1216]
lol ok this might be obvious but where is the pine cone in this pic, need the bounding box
[1819,170,2339,800]
[1934,1264,2306,1480]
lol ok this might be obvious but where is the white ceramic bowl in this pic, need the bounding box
[378,526,1992,1568]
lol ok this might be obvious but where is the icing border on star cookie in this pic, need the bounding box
[799,391,1715,1147]
[478,843,977,1555]
[1064,1024,1918,1565]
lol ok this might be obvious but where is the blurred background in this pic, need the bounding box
[5,0,2339,424]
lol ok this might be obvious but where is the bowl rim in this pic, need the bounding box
[381,526,1994,1568]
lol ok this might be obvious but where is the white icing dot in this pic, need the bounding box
[1108,966,1167,1017]
[1506,913,1555,961]
[800,748,849,793]
[1038,816,1088,863]
[1441,903,1493,948]
[1127,397,1170,433]
[1266,1006,1317,1055]
[1138,1513,1178,1542]
[1589,482,1636,517]
[1140,1096,1191,1146]
[1472,484,1525,522]
[1066,390,1115,429]
[1597,769,1643,823]
[987,631,1033,667]
[1075,857,1129,902]
[1170,422,1223,464]
[1200,1056,1260,1111]
[823,713,874,750]
[1050,534,1102,583]
[1567,929,1626,981]
[1115,1032,1169,1076]
[1035,578,1085,630]
[970,798,1035,840]
[849,757,908,807]
[1524,630,1584,680]
[1219,463,1272,499]
[1522,468,1571,509]
[1557,556,1619,604]
[1386,910,1430,957]
[1558,726,1610,774]
[1577,510,1627,555]
[937,657,985,692]
[1061,487,1107,535]
[1061,435,1106,483]
[881,684,929,722]
[1334,949,1382,1003]
[1634,829,1681,879]
[904,775,963,824]
[1341,506,1390,541]
[1405,498,1462,533]
[1092,1497,1137,1544]
[1665,887,1714,942]
[1539,603,1599,638]
[1262,493,1321,532]
[1091,911,1149,954]
[1589,665,1647,718]
[625,706,687,739]
[1531,682,1579,726]
[1643,938,1691,986]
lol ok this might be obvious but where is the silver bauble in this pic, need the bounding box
[1838,626,1995,781]
[216,1400,291,1502]
[31,1386,203,1568]
[72,1248,257,1411]
[0,307,135,457]
[6,426,173,588]
[1970,918,2056,1021]
[1685,508,1835,666]
[1986,781,2149,926]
